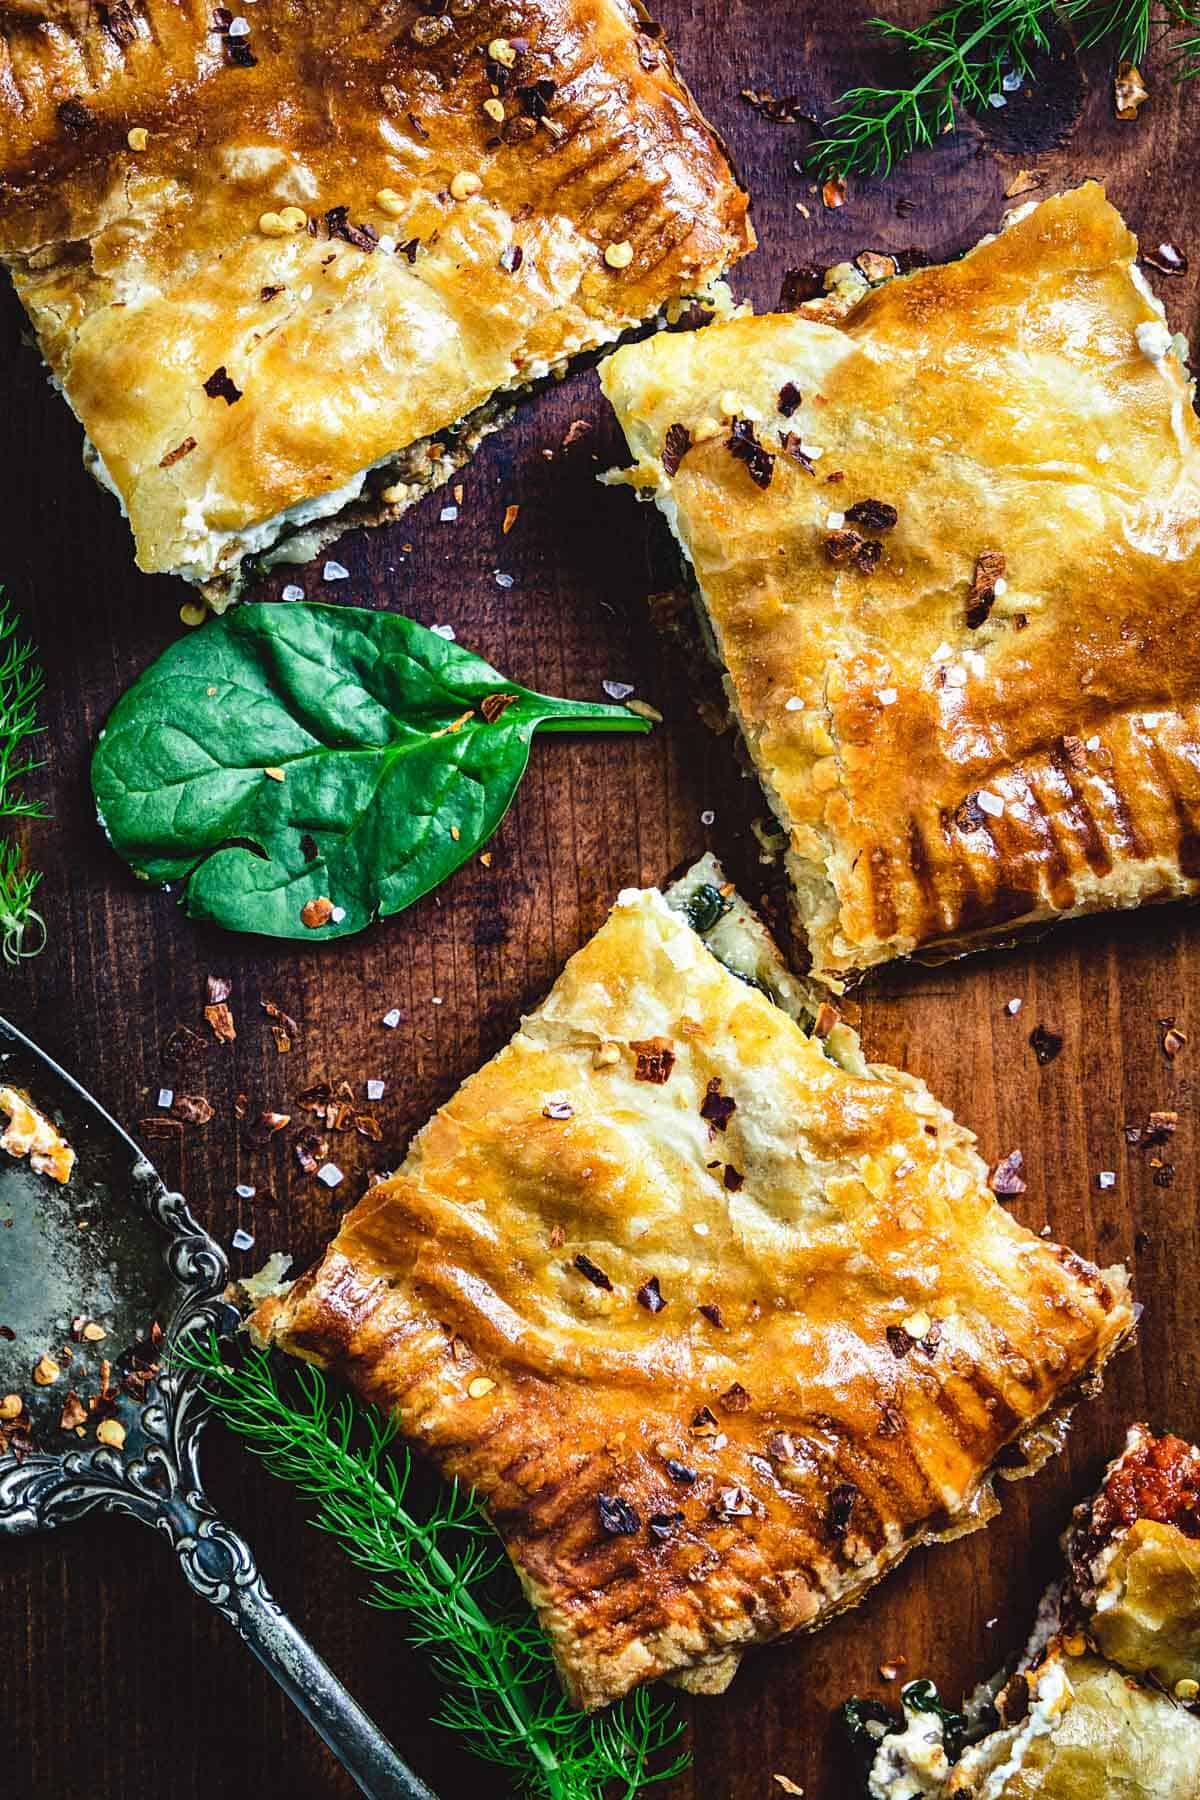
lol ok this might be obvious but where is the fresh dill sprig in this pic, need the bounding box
[0,593,47,963]
[181,1332,690,1800]
[807,0,1200,177]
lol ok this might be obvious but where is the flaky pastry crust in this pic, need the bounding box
[254,881,1132,1709]
[0,0,751,597]
[601,184,1200,986]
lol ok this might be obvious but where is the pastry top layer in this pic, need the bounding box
[254,882,1131,1710]
[0,0,750,582]
[601,184,1200,985]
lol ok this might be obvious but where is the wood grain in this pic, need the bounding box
[1,4,1198,1795]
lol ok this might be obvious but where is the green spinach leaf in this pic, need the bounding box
[92,602,649,941]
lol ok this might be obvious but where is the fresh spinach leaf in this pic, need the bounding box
[92,602,649,941]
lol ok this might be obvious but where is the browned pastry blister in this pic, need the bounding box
[253,871,1133,1710]
[601,184,1200,988]
[0,0,751,599]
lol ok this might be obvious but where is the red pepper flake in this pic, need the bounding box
[203,366,242,405]
[1146,1110,1179,1141]
[398,237,421,264]
[1029,1024,1063,1066]
[825,528,882,573]
[597,1492,640,1535]
[480,692,519,723]
[698,1302,725,1328]
[262,998,299,1051]
[172,1094,215,1126]
[727,418,774,490]
[779,265,824,309]
[648,1509,685,1539]
[354,1112,383,1142]
[714,1484,753,1518]
[260,284,284,302]
[666,1457,697,1483]
[661,422,692,478]
[966,549,1007,629]
[886,1325,912,1358]
[700,1078,736,1132]
[988,1149,1027,1195]
[325,205,378,254]
[631,1037,676,1084]
[637,1276,667,1313]
[954,793,986,833]
[774,381,802,418]
[821,174,848,210]
[57,97,96,136]
[739,87,808,123]
[204,1003,236,1043]
[247,1110,291,1141]
[827,1482,857,1536]
[293,1126,327,1175]
[300,896,335,929]
[1162,1023,1188,1059]
[844,498,898,532]
[159,436,197,469]
[778,432,815,475]
[691,1404,719,1433]
[718,1380,751,1412]
[103,2,139,45]
[574,1253,613,1291]
[1142,242,1188,277]
[723,1164,744,1191]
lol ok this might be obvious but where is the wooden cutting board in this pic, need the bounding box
[2,4,1197,1795]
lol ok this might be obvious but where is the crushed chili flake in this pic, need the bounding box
[159,436,197,469]
[718,1380,751,1412]
[778,432,815,474]
[1003,168,1044,199]
[989,1149,1027,1195]
[173,1094,215,1126]
[57,96,96,136]
[203,365,242,405]
[204,1002,236,1043]
[1030,1024,1063,1066]
[691,1404,719,1433]
[480,692,519,723]
[698,1302,726,1328]
[700,1078,736,1132]
[722,1164,743,1191]
[739,87,808,123]
[631,1037,676,1084]
[1142,242,1188,277]
[325,205,378,254]
[821,175,848,210]
[727,417,774,490]
[661,422,692,477]
[597,1492,640,1535]
[300,896,335,929]
[779,265,824,309]
[59,1391,87,1431]
[827,1482,857,1536]
[648,1509,685,1540]
[954,792,986,833]
[777,382,802,417]
[1146,1110,1179,1139]
[966,548,1007,629]
[354,1112,383,1142]
[714,1484,753,1517]
[499,242,523,274]
[574,1253,613,1291]
[1162,1024,1188,1059]
[666,1458,697,1483]
[637,1276,667,1313]
[293,1125,328,1175]
[824,528,882,573]
[248,1110,291,1141]
[845,498,898,532]
[886,1325,912,1358]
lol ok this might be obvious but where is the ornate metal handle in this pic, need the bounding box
[166,1498,436,1800]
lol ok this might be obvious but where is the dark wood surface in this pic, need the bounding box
[2,6,1198,1796]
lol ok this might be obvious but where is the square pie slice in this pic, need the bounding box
[854,1427,1200,1797]
[600,184,1200,987]
[253,859,1133,1710]
[0,0,750,604]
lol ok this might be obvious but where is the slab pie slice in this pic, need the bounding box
[0,0,751,603]
[253,858,1133,1710]
[600,184,1200,987]
[854,1426,1200,1797]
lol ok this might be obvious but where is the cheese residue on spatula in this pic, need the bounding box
[0,1086,75,1184]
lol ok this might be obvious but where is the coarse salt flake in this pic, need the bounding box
[932,642,953,662]
[235,1183,256,1199]
[1001,68,1023,90]
[366,1079,386,1101]
[227,15,250,33]
[494,570,514,588]
[1098,1170,1117,1189]
[700,809,715,826]
[603,680,635,700]
[877,688,898,706]
[317,1162,344,1188]
[323,560,349,582]
[231,1227,255,1251]
[1085,735,1100,751]
[381,1007,402,1028]
[784,696,804,711]
[977,789,1005,817]
[1006,997,1023,1015]
[440,505,459,522]
[157,1088,174,1108]
[693,1221,709,1236]
[431,623,456,640]
[825,510,845,529]
[330,906,346,923]
[281,584,305,602]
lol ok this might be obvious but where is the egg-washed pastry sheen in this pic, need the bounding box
[0,0,751,603]
[601,183,1200,987]
[856,1427,1200,1797]
[253,861,1134,1711]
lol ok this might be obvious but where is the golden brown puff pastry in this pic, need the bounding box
[0,0,751,602]
[253,860,1132,1711]
[857,1428,1200,1798]
[600,184,1200,989]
